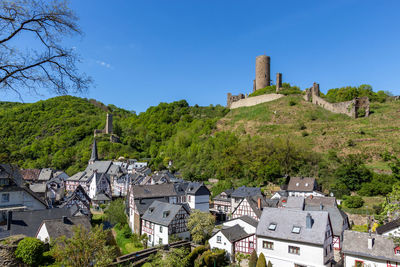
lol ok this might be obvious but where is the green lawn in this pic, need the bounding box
[114,226,144,255]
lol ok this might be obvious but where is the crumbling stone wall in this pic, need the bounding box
[229,94,284,109]
[227,93,245,107]
[304,83,370,118]
[276,73,282,92]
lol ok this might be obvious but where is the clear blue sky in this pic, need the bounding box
[1,0,400,113]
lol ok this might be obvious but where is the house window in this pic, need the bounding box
[263,241,273,250]
[288,246,300,255]
[217,236,221,244]
[1,193,9,202]
[188,196,191,202]
[160,226,163,233]
[355,260,363,267]
[235,198,240,203]
[149,235,152,242]
[159,238,163,244]
[291,226,301,234]
[249,241,254,249]
[268,223,277,231]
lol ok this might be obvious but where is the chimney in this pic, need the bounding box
[306,213,313,229]
[368,231,374,249]
[62,216,68,224]
[257,197,261,210]
[6,210,12,231]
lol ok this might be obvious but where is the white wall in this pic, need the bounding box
[152,224,169,246]
[344,254,396,267]
[230,94,284,109]
[288,191,324,197]
[257,236,330,267]
[223,219,256,234]
[36,223,49,242]
[209,231,233,258]
[0,190,46,210]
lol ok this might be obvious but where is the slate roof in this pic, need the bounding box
[213,189,234,202]
[376,218,400,235]
[131,183,177,199]
[142,200,190,226]
[85,161,112,175]
[8,207,72,237]
[256,208,330,245]
[150,170,175,184]
[285,197,305,210]
[53,171,69,181]
[89,139,98,163]
[134,198,168,215]
[38,168,53,181]
[342,230,400,262]
[175,182,210,196]
[287,177,317,192]
[29,183,47,194]
[92,193,111,201]
[226,215,259,228]
[220,224,253,243]
[305,196,337,207]
[20,169,41,181]
[231,186,262,198]
[67,171,85,181]
[0,164,23,186]
[40,216,91,240]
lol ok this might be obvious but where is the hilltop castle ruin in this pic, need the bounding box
[94,113,120,142]
[226,54,370,118]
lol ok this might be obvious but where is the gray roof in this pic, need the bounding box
[220,224,252,243]
[89,139,98,163]
[226,215,259,228]
[67,171,85,181]
[134,198,168,215]
[256,208,330,245]
[29,183,47,193]
[305,203,348,237]
[231,186,262,198]
[131,183,177,199]
[287,177,317,192]
[376,218,400,235]
[41,216,91,240]
[342,231,400,262]
[38,168,53,181]
[175,182,210,196]
[142,200,190,226]
[8,207,72,237]
[305,196,336,207]
[213,189,234,202]
[85,161,112,175]
[0,164,23,186]
[285,197,305,210]
[92,193,111,201]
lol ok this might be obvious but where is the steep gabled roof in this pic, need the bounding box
[39,216,91,240]
[89,139,98,163]
[256,208,330,245]
[231,186,262,198]
[0,164,23,186]
[142,200,190,226]
[376,218,400,235]
[38,168,53,181]
[134,198,168,215]
[287,177,317,192]
[131,183,177,199]
[226,215,259,228]
[220,224,253,243]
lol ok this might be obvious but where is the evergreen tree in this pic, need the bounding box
[267,260,273,267]
[248,250,258,267]
[256,252,266,267]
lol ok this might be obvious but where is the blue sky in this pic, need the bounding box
[1,0,400,113]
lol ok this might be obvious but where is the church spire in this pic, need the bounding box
[89,139,98,164]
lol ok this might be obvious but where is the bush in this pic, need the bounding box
[249,250,258,267]
[122,224,132,238]
[289,100,297,106]
[195,248,228,267]
[256,252,266,267]
[301,131,309,137]
[15,237,45,266]
[298,122,307,130]
[344,195,364,208]
[347,139,355,147]
[186,245,208,267]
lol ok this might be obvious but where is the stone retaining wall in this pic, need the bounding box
[229,94,284,109]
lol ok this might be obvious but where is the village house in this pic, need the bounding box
[231,195,278,221]
[175,181,210,212]
[256,208,334,267]
[342,230,400,267]
[0,164,47,223]
[209,215,258,261]
[231,186,263,211]
[36,216,91,242]
[211,188,234,219]
[286,177,324,197]
[376,218,400,237]
[141,200,190,246]
[59,185,91,216]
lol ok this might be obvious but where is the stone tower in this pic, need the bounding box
[276,73,282,92]
[89,139,98,164]
[105,113,113,134]
[255,55,270,90]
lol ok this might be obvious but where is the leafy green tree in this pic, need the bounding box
[344,196,364,208]
[15,237,45,266]
[187,210,215,244]
[382,184,400,220]
[104,198,127,226]
[51,224,117,267]
[248,250,258,267]
[140,234,149,249]
[185,245,208,267]
[194,249,228,267]
[334,155,372,191]
[256,252,266,267]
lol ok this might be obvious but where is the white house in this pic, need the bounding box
[177,182,210,212]
[141,201,190,246]
[209,216,258,261]
[286,177,324,197]
[376,218,400,237]
[36,216,91,242]
[256,208,334,267]
[342,230,400,267]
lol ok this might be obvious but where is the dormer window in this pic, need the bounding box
[268,223,277,231]
[163,211,170,218]
[149,207,154,213]
[296,183,299,187]
[305,183,309,187]
[292,226,301,234]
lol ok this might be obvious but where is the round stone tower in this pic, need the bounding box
[255,55,270,90]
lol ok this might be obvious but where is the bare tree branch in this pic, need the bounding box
[0,0,92,96]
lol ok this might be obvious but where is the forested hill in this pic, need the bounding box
[0,95,227,175]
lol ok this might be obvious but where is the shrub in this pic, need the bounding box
[344,195,364,208]
[298,122,307,130]
[122,224,132,238]
[289,100,297,106]
[185,245,208,267]
[256,252,266,267]
[195,248,228,267]
[249,250,258,267]
[267,261,273,267]
[15,237,45,266]
[301,131,309,137]
[347,139,355,147]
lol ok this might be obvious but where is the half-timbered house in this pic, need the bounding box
[60,185,91,216]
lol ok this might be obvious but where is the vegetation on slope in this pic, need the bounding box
[322,84,391,103]
[248,83,302,97]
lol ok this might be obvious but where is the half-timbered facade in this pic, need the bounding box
[141,200,190,246]
[60,185,91,216]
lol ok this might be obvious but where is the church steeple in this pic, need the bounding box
[89,139,98,164]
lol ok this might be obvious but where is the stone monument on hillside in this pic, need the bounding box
[255,55,271,91]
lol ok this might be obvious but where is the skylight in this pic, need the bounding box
[268,223,277,231]
[292,226,301,234]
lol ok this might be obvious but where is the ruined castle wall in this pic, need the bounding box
[312,94,356,117]
[229,94,284,109]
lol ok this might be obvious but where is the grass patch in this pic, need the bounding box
[351,224,368,232]
[91,213,105,226]
[114,226,143,255]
